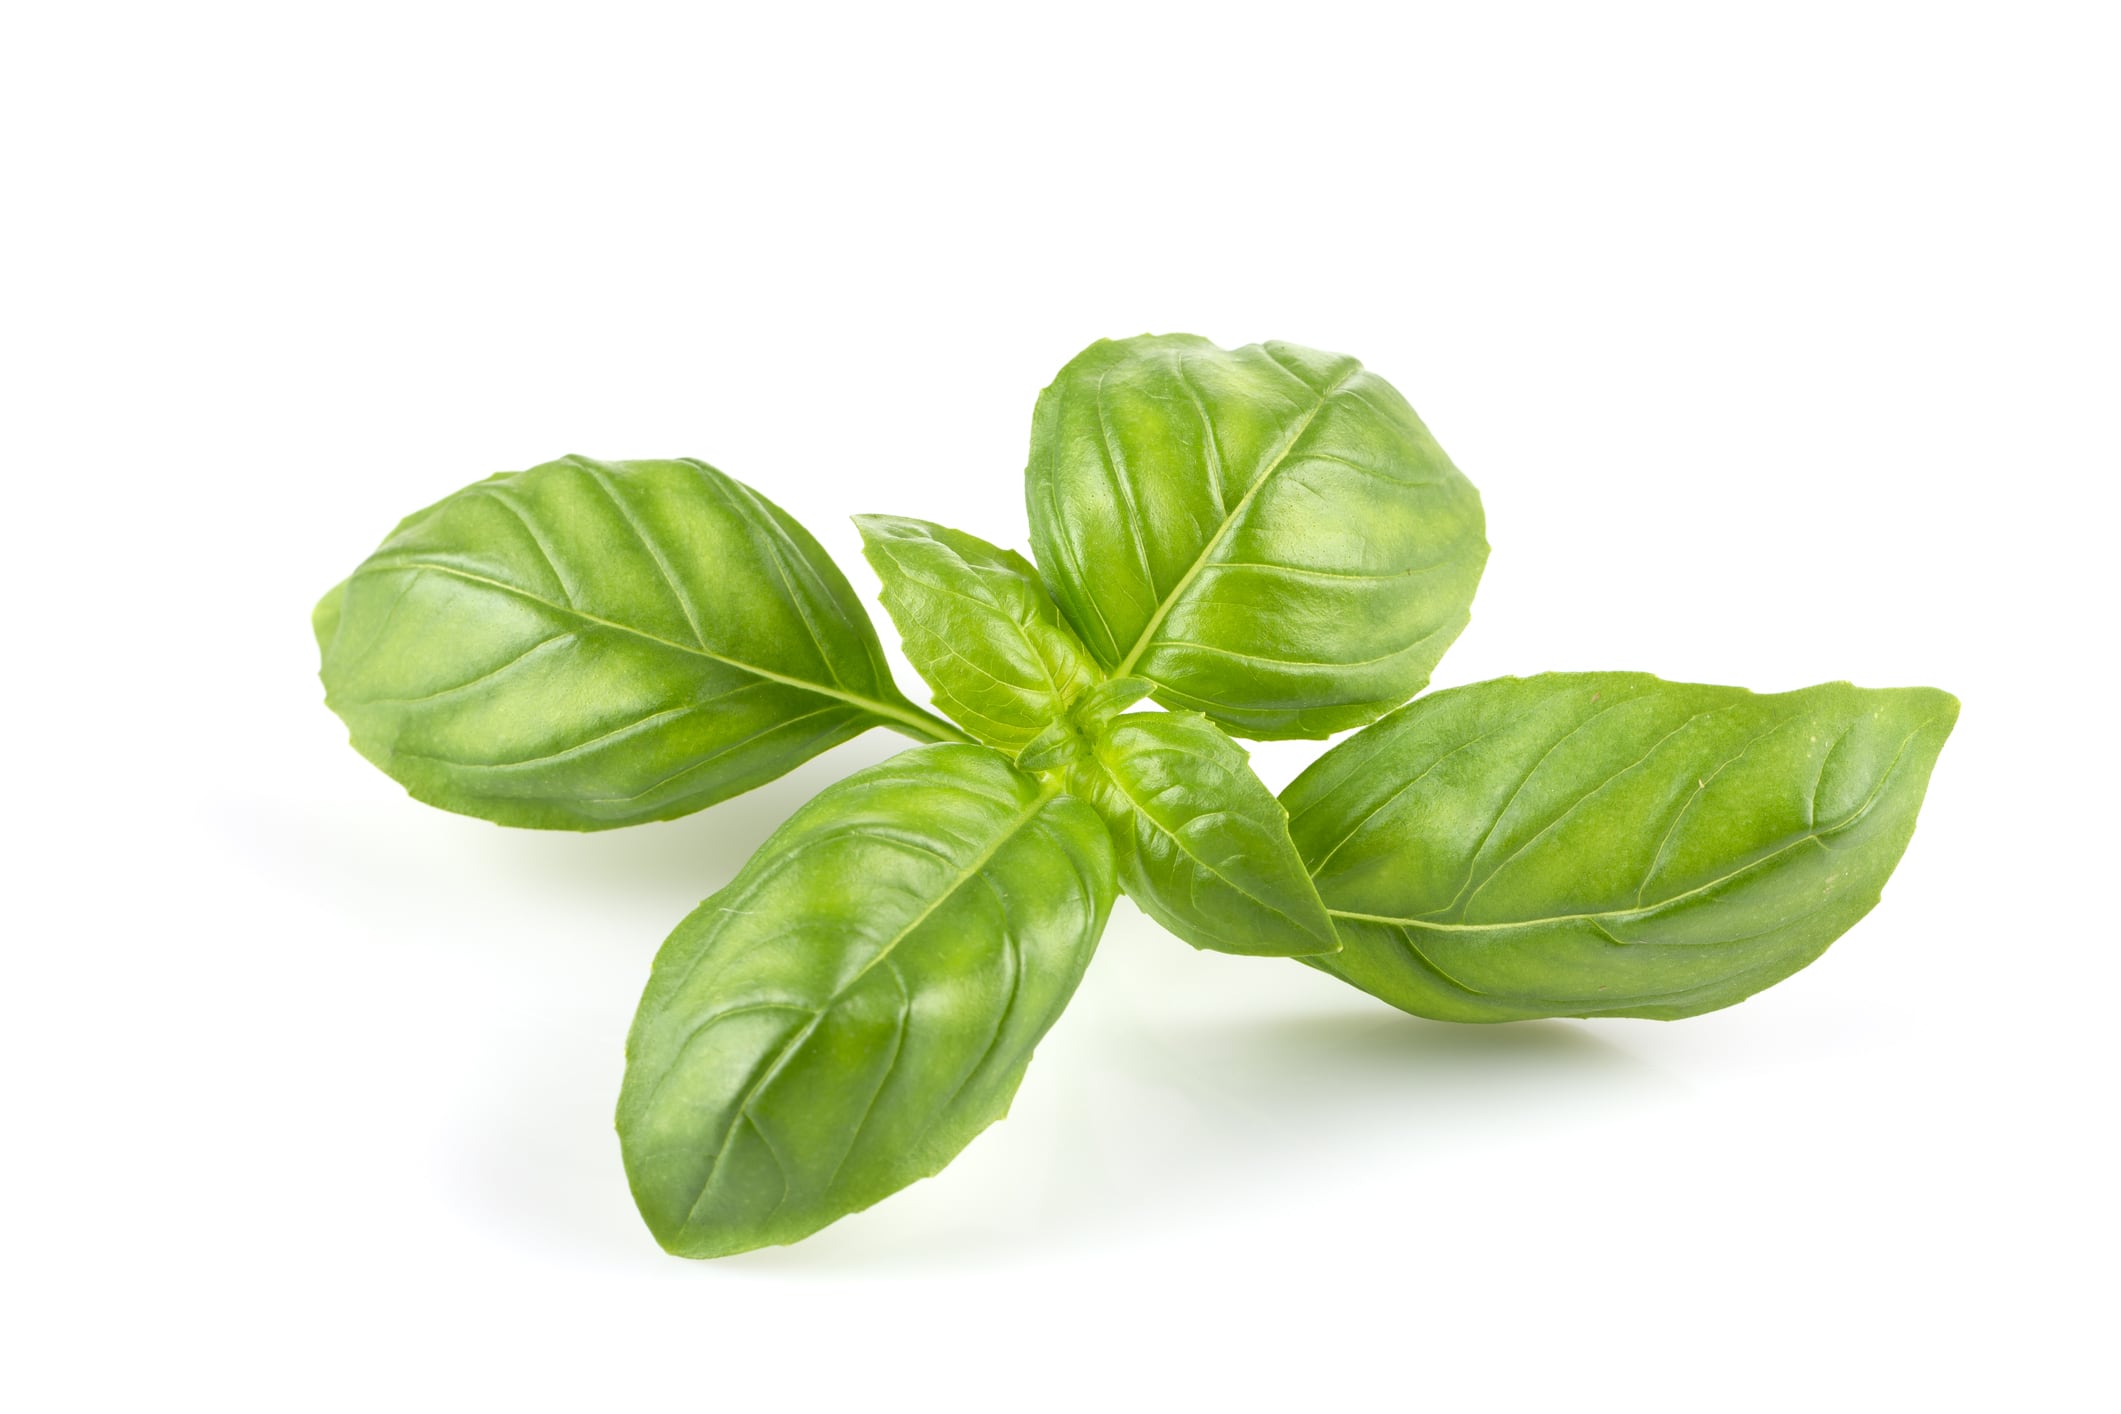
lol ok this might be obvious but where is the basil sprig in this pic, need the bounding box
[318,335,1956,1257]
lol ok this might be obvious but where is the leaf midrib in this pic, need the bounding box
[1324,712,1941,933]
[1093,740,1333,946]
[364,558,964,742]
[1110,362,1365,678]
[676,776,1063,1224]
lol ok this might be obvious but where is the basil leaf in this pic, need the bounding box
[1013,717,1086,773]
[317,456,962,830]
[1282,674,1958,1020]
[1068,712,1337,957]
[855,514,1101,751]
[618,744,1115,1257]
[1025,334,1488,739]
[1073,676,1156,725]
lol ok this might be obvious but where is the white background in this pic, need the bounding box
[5,3,2115,1409]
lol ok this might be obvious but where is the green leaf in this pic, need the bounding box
[1025,334,1488,740]
[617,744,1115,1258]
[1281,674,1958,1021]
[1067,712,1337,957]
[1013,717,1084,773]
[1073,676,1156,726]
[855,514,1101,751]
[317,456,964,830]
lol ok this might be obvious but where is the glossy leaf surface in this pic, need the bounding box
[618,745,1114,1257]
[1069,712,1336,957]
[1026,334,1488,739]
[1283,674,1957,1020]
[855,514,1101,751]
[317,456,957,830]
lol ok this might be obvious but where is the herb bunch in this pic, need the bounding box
[316,334,1956,1257]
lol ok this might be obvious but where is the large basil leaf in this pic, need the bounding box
[1282,674,1957,1020]
[1066,712,1337,957]
[1025,334,1488,739]
[316,456,963,830]
[618,744,1114,1257]
[855,514,1101,751]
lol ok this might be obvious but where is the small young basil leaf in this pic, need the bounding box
[1007,679,1158,774]
[855,514,1102,751]
[318,456,964,831]
[1282,674,1958,1020]
[1071,675,1156,728]
[617,744,1115,1258]
[1013,717,1085,773]
[1026,334,1488,740]
[1066,712,1338,957]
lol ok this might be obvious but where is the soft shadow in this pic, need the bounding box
[453,732,910,915]
[1021,1006,1676,1252]
[227,732,912,945]
[606,1002,1682,1278]
[257,735,1687,1277]
[1175,1006,1643,1081]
